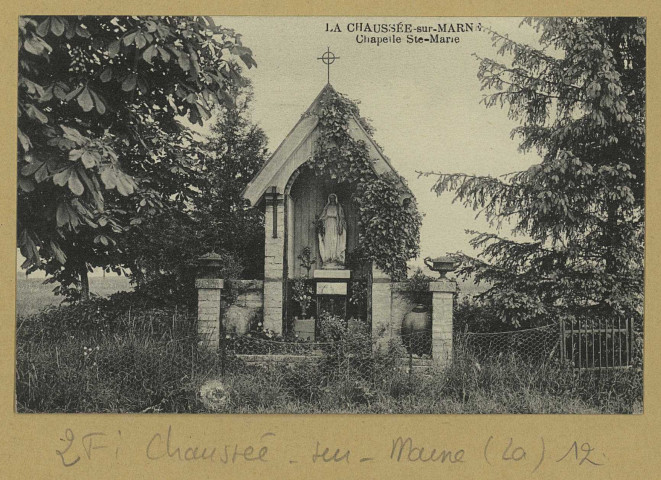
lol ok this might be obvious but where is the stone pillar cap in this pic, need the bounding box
[195,278,224,289]
[429,279,457,293]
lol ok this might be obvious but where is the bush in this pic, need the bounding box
[401,267,434,307]
[317,313,349,342]
[16,289,195,344]
[132,249,245,307]
[454,295,509,333]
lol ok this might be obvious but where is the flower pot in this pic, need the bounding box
[294,317,316,341]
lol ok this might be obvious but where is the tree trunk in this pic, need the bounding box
[80,267,90,301]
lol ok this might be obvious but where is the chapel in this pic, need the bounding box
[241,83,410,335]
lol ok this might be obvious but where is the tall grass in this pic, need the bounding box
[16,293,221,413]
[215,347,641,414]
[15,295,642,414]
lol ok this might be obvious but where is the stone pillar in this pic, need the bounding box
[195,278,224,349]
[263,189,285,334]
[429,280,456,367]
[370,264,393,349]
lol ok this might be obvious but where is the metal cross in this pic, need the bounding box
[317,47,339,84]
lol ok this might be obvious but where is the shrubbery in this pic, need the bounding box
[401,267,434,307]
[453,295,509,333]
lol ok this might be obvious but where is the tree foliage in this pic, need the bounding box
[425,18,645,328]
[309,87,422,280]
[17,15,255,297]
[122,94,268,302]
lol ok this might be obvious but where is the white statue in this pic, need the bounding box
[318,193,346,268]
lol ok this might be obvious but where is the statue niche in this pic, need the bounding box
[317,193,346,269]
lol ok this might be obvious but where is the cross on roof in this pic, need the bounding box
[317,47,339,85]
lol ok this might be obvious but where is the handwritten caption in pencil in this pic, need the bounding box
[55,425,606,474]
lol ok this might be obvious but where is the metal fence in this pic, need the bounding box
[459,324,560,362]
[560,317,634,371]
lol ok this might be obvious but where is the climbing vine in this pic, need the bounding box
[307,87,422,280]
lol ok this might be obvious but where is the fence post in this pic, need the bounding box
[195,278,224,349]
[429,280,457,368]
[559,318,565,364]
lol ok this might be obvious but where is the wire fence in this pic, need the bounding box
[401,331,432,358]
[458,324,560,362]
[215,319,637,379]
[212,324,560,383]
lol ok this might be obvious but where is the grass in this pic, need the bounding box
[16,294,211,413]
[210,350,642,414]
[14,294,643,414]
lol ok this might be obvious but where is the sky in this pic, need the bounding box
[214,16,541,270]
[18,17,544,277]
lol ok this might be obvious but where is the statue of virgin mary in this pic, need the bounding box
[318,193,346,268]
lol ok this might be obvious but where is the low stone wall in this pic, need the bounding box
[222,280,264,336]
[204,279,427,341]
[378,283,431,340]
[197,276,449,363]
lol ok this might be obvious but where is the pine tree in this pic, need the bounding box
[122,92,268,301]
[426,18,645,328]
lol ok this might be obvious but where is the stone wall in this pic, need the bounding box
[196,275,440,356]
[222,278,419,340]
[370,271,430,343]
[222,280,264,336]
[219,277,416,340]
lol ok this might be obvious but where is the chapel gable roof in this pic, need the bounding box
[242,84,406,206]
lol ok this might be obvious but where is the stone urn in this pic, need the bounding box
[401,304,432,356]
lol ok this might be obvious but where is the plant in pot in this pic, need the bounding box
[292,277,315,341]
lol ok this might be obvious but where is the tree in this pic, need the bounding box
[425,18,645,328]
[17,15,256,298]
[121,92,268,301]
[197,93,268,277]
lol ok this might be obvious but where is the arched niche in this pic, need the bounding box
[285,167,360,278]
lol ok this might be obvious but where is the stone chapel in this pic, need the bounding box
[241,83,410,334]
[196,83,456,365]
